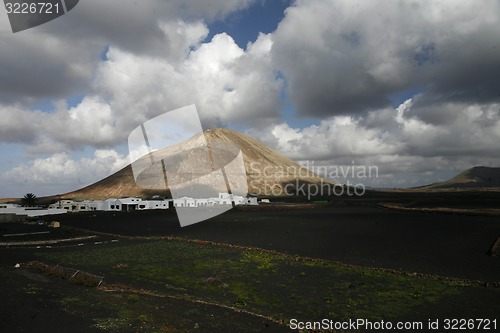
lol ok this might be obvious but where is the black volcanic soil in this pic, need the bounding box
[51,205,500,282]
[0,264,285,333]
[2,204,500,332]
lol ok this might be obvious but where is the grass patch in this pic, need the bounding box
[239,251,280,270]
[36,239,494,323]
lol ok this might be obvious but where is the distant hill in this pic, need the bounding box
[60,128,331,200]
[418,166,500,190]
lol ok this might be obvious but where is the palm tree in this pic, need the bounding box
[21,193,38,207]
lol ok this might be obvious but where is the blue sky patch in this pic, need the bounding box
[206,0,291,48]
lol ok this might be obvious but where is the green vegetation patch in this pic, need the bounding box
[36,239,497,324]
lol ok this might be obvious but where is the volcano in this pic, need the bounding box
[418,166,500,190]
[60,128,330,200]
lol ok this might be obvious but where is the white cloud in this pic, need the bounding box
[0,0,260,103]
[0,149,129,196]
[90,30,281,131]
[0,25,282,153]
[248,98,500,187]
[271,0,500,116]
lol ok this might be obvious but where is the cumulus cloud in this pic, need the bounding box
[0,96,117,152]
[0,22,282,153]
[0,31,100,104]
[0,0,259,103]
[271,0,500,117]
[248,98,500,187]
[0,149,129,197]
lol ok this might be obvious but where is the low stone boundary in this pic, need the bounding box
[20,261,103,287]
[0,235,97,247]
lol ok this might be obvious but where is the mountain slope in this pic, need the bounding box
[61,128,330,200]
[419,166,500,190]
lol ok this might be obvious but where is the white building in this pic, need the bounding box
[142,200,170,210]
[49,199,107,212]
[242,197,258,205]
[1,194,258,218]
[116,198,143,211]
[49,200,75,211]
[218,193,233,205]
[208,197,219,206]
[195,198,211,207]
[173,197,197,208]
[232,195,245,205]
[213,193,258,206]
[84,200,105,211]
[104,198,121,211]
[74,202,90,212]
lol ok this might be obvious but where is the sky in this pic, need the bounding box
[0,0,500,197]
